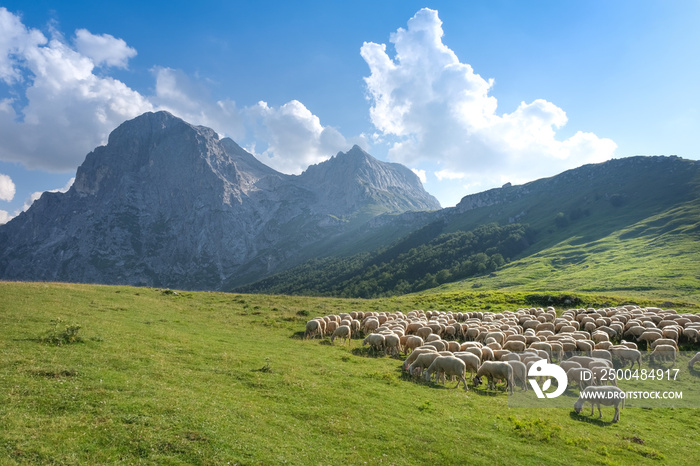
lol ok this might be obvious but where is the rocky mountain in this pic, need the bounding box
[0,111,440,290]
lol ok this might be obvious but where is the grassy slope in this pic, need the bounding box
[436,198,700,307]
[1,282,699,464]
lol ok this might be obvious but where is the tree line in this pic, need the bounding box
[238,222,532,298]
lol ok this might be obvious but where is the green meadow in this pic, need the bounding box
[1,281,699,464]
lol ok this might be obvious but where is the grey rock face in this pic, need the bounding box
[0,111,440,290]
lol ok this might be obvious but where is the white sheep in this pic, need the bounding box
[503,340,526,352]
[506,360,528,391]
[650,338,679,351]
[423,356,469,391]
[304,319,324,339]
[610,347,642,369]
[330,325,351,344]
[473,361,514,394]
[362,333,385,355]
[649,344,676,365]
[402,347,437,371]
[408,352,441,378]
[383,333,401,356]
[567,367,595,391]
[403,335,424,354]
[688,352,700,371]
[453,351,481,382]
[574,386,625,423]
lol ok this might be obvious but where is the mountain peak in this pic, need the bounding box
[0,112,442,290]
[298,146,440,214]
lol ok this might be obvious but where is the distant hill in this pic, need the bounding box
[238,156,700,301]
[0,111,439,290]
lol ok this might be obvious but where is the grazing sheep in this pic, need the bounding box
[362,318,380,334]
[590,349,612,362]
[362,333,385,355]
[559,360,582,374]
[416,326,433,340]
[423,356,469,391]
[683,328,699,344]
[574,386,625,423]
[649,344,676,365]
[620,340,638,350]
[567,367,595,391]
[610,347,642,369]
[503,340,527,352]
[403,335,424,354]
[688,352,700,371]
[384,333,401,356]
[637,330,663,347]
[650,338,679,351]
[590,366,617,386]
[402,347,437,371]
[480,346,494,362]
[453,352,481,382]
[424,340,448,352]
[331,325,351,344]
[473,361,515,394]
[445,341,461,353]
[305,319,324,339]
[408,352,441,378]
[506,360,528,391]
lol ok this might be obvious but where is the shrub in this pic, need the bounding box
[40,318,83,346]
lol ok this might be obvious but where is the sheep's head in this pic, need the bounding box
[472,375,482,387]
[574,399,584,414]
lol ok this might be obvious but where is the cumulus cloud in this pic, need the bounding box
[0,173,15,201]
[0,210,10,224]
[244,100,356,173]
[435,169,466,181]
[74,29,136,68]
[361,8,617,190]
[0,7,153,171]
[411,168,427,184]
[150,67,362,174]
[0,8,357,178]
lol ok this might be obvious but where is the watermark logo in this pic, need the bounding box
[528,360,567,399]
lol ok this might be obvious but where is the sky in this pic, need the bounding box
[1,1,698,223]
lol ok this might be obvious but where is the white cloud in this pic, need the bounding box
[150,67,361,174]
[0,8,153,171]
[435,169,465,181]
[411,168,426,184]
[74,29,136,68]
[244,100,355,174]
[0,7,47,84]
[0,173,15,201]
[0,209,11,224]
[361,8,617,191]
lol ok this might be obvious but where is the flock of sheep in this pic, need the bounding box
[304,304,700,423]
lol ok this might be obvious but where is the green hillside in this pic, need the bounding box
[237,156,700,304]
[1,281,699,464]
[436,198,700,305]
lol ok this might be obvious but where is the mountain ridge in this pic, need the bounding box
[0,111,439,290]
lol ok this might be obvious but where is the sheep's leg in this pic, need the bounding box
[457,375,469,391]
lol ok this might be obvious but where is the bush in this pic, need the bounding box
[40,318,83,346]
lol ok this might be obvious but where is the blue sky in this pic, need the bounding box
[1,0,698,222]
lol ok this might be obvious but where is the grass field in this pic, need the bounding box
[1,281,699,464]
